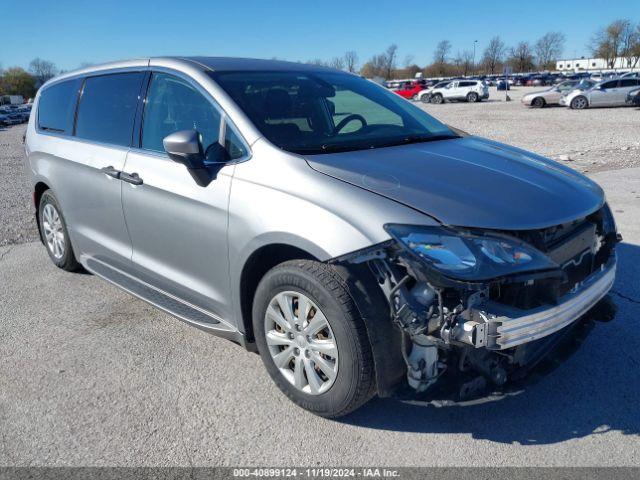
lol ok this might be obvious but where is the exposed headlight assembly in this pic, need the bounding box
[385,224,559,282]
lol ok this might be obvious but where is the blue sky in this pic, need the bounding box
[3,0,638,72]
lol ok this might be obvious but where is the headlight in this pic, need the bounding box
[385,224,558,281]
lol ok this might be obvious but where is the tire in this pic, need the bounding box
[431,93,444,104]
[252,260,375,418]
[420,95,431,104]
[38,190,81,271]
[466,92,479,103]
[532,97,546,108]
[570,96,588,110]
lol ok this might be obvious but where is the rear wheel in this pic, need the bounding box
[39,190,81,271]
[466,92,479,102]
[532,97,546,108]
[431,93,444,104]
[570,96,588,110]
[253,260,375,418]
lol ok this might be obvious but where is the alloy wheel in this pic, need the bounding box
[264,291,339,395]
[42,203,65,259]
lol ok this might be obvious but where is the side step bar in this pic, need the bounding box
[84,257,248,347]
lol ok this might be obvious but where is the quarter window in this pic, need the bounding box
[619,79,639,87]
[37,79,81,134]
[75,73,144,146]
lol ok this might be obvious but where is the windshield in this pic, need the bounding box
[209,71,457,154]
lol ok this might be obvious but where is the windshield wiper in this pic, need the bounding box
[379,134,460,148]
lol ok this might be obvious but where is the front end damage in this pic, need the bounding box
[333,205,620,399]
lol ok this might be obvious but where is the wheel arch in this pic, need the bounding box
[33,181,51,243]
[239,243,319,345]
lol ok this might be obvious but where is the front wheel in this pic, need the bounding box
[532,97,546,108]
[570,96,588,110]
[39,190,81,271]
[420,95,431,104]
[253,260,375,417]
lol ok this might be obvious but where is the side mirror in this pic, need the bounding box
[163,130,205,169]
[163,130,216,187]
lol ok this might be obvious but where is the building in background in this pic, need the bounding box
[556,57,638,72]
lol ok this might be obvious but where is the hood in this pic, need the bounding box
[305,136,604,230]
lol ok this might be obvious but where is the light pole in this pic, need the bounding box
[472,40,478,76]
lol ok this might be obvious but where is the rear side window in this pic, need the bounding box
[601,80,618,89]
[619,79,639,88]
[459,81,476,87]
[37,79,80,134]
[75,72,144,147]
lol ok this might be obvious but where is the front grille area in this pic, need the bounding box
[489,206,616,309]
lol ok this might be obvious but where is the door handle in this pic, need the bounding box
[100,166,121,179]
[120,172,143,185]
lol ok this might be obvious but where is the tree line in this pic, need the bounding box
[1,19,639,99]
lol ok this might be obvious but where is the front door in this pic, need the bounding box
[121,72,238,321]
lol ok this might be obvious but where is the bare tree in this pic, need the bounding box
[508,41,535,72]
[620,21,640,69]
[590,20,628,68]
[343,51,359,73]
[28,58,58,85]
[482,36,506,74]
[433,40,451,65]
[329,57,345,70]
[535,32,565,70]
[461,50,474,76]
[383,44,398,79]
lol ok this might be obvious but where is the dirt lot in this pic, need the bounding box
[2,87,639,246]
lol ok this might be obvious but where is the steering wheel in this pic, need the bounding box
[333,114,367,134]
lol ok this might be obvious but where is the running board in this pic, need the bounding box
[84,257,248,347]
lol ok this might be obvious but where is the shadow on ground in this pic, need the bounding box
[341,242,640,445]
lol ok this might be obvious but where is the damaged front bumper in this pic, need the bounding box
[456,258,616,350]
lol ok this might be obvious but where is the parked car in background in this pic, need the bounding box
[521,80,581,108]
[561,77,640,109]
[25,57,618,417]
[429,80,489,104]
[496,79,510,91]
[626,87,640,106]
[0,112,22,126]
[620,71,640,79]
[393,81,427,101]
[416,80,452,103]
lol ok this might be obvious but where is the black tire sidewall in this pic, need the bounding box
[252,263,367,416]
[39,191,78,270]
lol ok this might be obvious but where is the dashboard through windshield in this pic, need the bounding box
[209,70,458,154]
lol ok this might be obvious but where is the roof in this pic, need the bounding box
[181,56,337,72]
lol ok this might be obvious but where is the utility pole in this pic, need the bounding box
[472,40,478,76]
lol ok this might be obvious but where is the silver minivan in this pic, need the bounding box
[25,57,618,417]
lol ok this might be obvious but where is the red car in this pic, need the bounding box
[393,81,426,100]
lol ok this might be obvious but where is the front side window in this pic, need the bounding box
[37,79,80,134]
[210,70,456,155]
[142,73,226,159]
[75,72,144,146]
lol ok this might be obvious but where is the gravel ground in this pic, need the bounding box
[2,90,639,246]
[0,124,38,246]
[1,92,639,467]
